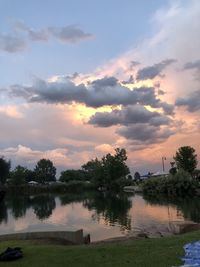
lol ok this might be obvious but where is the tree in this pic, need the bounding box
[101,148,130,190]
[0,157,11,184]
[82,158,103,184]
[174,146,198,174]
[9,165,28,186]
[59,169,86,183]
[134,172,141,181]
[34,159,56,184]
[82,148,130,191]
[169,161,177,175]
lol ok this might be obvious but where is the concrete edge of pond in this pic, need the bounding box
[0,229,91,245]
[92,221,200,245]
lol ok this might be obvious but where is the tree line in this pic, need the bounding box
[0,148,132,190]
[0,145,199,190]
[0,158,56,186]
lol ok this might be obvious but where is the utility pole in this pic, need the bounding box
[162,157,166,172]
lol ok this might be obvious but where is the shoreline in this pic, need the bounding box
[92,221,200,245]
[0,221,199,246]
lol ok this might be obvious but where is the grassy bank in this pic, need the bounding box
[1,231,200,267]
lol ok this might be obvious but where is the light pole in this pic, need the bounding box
[162,157,166,172]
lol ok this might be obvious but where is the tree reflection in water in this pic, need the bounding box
[143,194,200,223]
[1,192,200,231]
[83,192,132,232]
[6,195,31,219]
[0,194,56,222]
[31,194,56,220]
[0,200,8,223]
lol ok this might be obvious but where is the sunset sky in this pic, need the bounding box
[0,0,200,175]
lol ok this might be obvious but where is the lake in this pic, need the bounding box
[0,192,199,241]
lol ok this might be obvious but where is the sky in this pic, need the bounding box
[0,0,200,175]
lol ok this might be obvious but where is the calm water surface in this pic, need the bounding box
[0,192,199,241]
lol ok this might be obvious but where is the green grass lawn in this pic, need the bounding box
[1,231,200,267]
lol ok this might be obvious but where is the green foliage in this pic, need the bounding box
[9,165,28,186]
[60,180,93,193]
[142,170,199,197]
[82,148,130,191]
[34,159,56,184]
[0,157,11,184]
[82,158,103,182]
[193,169,200,179]
[59,169,86,183]
[169,167,177,175]
[174,146,198,174]
[134,172,141,181]
[24,169,36,182]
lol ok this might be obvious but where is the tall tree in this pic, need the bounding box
[174,146,198,174]
[59,169,86,183]
[82,148,130,190]
[0,157,11,184]
[134,172,141,181]
[9,165,28,186]
[102,148,130,190]
[34,159,56,184]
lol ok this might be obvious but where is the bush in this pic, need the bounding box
[142,170,199,197]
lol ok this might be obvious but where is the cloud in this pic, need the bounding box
[0,105,23,118]
[89,104,171,127]
[136,59,176,81]
[89,104,174,146]
[48,25,93,43]
[0,33,26,53]
[90,76,118,87]
[16,21,93,44]
[0,22,93,53]
[176,89,200,112]
[117,124,174,145]
[183,60,200,80]
[122,75,134,85]
[183,60,200,70]
[15,21,49,41]
[0,144,81,169]
[7,77,174,114]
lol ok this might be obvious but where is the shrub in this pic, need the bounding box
[142,170,199,197]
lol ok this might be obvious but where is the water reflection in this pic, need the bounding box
[83,192,132,231]
[0,200,8,224]
[0,192,200,241]
[0,192,132,231]
[31,195,56,220]
[143,194,200,223]
[6,195,31,219]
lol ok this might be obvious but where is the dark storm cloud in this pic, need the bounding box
[10,78,87,104]
[89,103,173,145]
[158,102,174,115]
[89,105,170,127]
[90,76,118,87]
[0,34,26,52]
[7,77,174,114]
[117,123,174,144]
[176,89,200,112]
[136,59,176,81]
